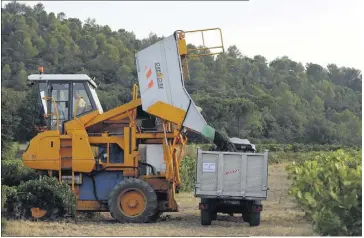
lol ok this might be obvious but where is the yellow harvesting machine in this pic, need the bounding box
[22,28,225,222]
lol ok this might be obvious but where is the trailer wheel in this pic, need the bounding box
[201,210,212,225]
[242,213,249,222]
[248,212,261,227]
[108,178,158,223]
[211,211,217,220]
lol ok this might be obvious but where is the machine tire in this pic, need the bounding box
[201,210,212,225]
[248,212,261,227]
[108,178,158,223]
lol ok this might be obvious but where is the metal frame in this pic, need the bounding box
[194,149,269,200]
[177,28,225,57]
[23,83,187,212]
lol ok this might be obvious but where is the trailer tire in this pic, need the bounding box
[242,213,249,222]
[201,210,212,225]
[108,178,158,223]
[211,211,217,220]
[248,212,260,227]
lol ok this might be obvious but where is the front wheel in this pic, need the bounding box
[108,178,158,223]
[211,211,217,220]
[201,210,212,225]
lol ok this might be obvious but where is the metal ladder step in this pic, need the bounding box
[60,145,72,148]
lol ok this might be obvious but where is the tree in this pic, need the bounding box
[57,12,66,21]
[12,63,28,90]
[2,64,12,81]
[227,45,242,59]
[33,3,44,15]
[0,1,361,146]
[1,88,22,151]
[78,35,98,58]
[14,89,43,142]
[23,37,38,58]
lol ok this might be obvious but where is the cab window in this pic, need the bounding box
[48,83,70,131]
[73,83,92,116]
[38,82,47,114]
[89,85,104,113]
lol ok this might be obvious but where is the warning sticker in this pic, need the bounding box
[203,162,216,173]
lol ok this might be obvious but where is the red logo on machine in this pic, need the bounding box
[148,80,154,89]
[145,67,154,89]
[225,169,239,175]
[146,68,152,79]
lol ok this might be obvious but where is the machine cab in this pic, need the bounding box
[28,74,103,132]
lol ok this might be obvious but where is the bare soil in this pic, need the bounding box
[2,163,315,236]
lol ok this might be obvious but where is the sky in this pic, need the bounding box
[2,0,363,70]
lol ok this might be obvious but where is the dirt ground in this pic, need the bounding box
[2,163,315,236]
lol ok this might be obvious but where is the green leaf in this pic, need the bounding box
[304,192,315,205]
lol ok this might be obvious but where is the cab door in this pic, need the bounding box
[49,83,71,132]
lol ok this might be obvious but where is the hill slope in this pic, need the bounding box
[1,2,362,148]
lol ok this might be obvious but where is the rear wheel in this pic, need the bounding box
[248,212,261,227]
[211,211,217,220]
[108,178,158,223]
[242,213,249,222]
[201,210,212,225]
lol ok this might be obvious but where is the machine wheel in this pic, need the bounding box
[248,212,261,227]
[108,178,158,223]
[31,207,48,220]
[201,210,212,225]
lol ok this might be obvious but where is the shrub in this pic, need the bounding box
[1,185,17,233]
[179,144,217,192]
[1,142,20,160]
[256,143,360,153]
[1,159,37,186]
[1,186,17,209]
[179,155,196,192]
[183,144,212,157]
[286,150,362,236]
[268,152,281,164]
[3,177,76,219]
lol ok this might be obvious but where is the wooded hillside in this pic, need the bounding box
[1,2,362,150]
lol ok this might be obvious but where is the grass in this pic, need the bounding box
[2,163,315,236]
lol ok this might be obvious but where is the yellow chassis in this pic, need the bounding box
[23,85,187,212]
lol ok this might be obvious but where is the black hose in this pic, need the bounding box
[138,161,156,175]
[90,175,100,202]
[179,99,192,133]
